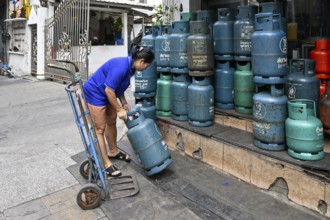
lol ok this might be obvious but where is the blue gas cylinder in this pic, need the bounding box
[260,1,287,33]
[215,60,234,109]
[170,21,190,74]
[252,13,288,84]
[196,10,217,36]
[187,21,214,76]
[171,73,191,121]
[139,97,157,121]
[285,59,320,114]
[213,8,235,61]
[134,61,157,98]
[141,25,159,52]
[126,106,173,176]
[253,85,288,150]
[233,5,258,61]
[155,25,171,72]
[187,76,214,126]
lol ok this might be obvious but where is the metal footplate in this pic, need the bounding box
[106,175,139,200]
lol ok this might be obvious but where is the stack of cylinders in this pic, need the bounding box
[251,13,289,151]
[187,20,214,126]
[253,85,288,150]
[213,8,235,110]
[234,61,254,114]
[234,5,258,62]
[285,59,320,115]
[260,1,287,33]
[156,72,172,117]
[213,8,235,61]
[169,21,191,121]
[187,76,214,127]
[310,39,330,97]
[215,60,234,109]
[135,26,159,121]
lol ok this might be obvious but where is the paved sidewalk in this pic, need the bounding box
[0,76,327,220]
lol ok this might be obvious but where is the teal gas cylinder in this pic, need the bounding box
[234,61,254,114]
[285,100,324,160]
[156,72,172,116]
[126,106,173,176]
[140,97,156,122]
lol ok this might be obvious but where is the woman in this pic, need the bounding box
[83,46,155,177]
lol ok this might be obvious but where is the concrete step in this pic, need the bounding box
[157,115,330,218]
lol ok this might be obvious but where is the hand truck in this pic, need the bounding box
[48,60,138,210]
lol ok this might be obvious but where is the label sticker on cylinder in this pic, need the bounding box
[254,102,266,119]
[279,36,287,54]
[288,85,296,99]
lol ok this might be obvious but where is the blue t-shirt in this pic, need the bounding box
[83,56,135,106]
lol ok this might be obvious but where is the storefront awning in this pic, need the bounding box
[93,0,154,10]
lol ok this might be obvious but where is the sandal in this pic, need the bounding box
[109,151,131,162]
[106,165,122,177]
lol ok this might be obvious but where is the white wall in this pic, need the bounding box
[88,45,128,74]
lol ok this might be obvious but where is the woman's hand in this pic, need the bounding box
[122,103,131,111]
[117,108,128,121]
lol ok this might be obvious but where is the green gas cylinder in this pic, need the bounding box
[156,72,172,116]
[285,99,324,160]
[234,61,255,114]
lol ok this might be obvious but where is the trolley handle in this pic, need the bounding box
[47,60,80,85]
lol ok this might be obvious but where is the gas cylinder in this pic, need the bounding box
[252,13,287,84]
[215,60,234,109]
[320,81,330,134]
[170,21,190,74]
[181,12,196,21]
[187,76,214,127]
[170,73,191,121]
[233,5,258,61]
[285,99,324,160]
[310,39,330,79]
[253,85,288,150]
[196,10,217,36]
[260,1,287,33]
[187,20,214,76]
[213,8,235,61]
[156,72,172,116]
[234,61,254,114]
[141,25,159,52]
[134,61,157,98]
[285,59,320,114]
[126,106,173,176]
[139,97,157,122]
[155,25,171,72]
[320,80,326,97]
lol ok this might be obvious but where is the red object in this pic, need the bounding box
[320,80,326,97]
[320,80,330,134]
[310,40,330,79]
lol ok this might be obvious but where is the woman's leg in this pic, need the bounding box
[88,104,120,175]
[104,104,130,161]
[104,104,118,156]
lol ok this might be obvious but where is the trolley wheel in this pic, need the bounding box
[76,183,102,210]
[79,159,90,180]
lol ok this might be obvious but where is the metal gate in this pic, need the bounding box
[45,0,90,82]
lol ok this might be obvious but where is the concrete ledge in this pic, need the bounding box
[157,117,330,217]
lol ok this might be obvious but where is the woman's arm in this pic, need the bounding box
[119,94,131,111]
[105,87,127,121]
